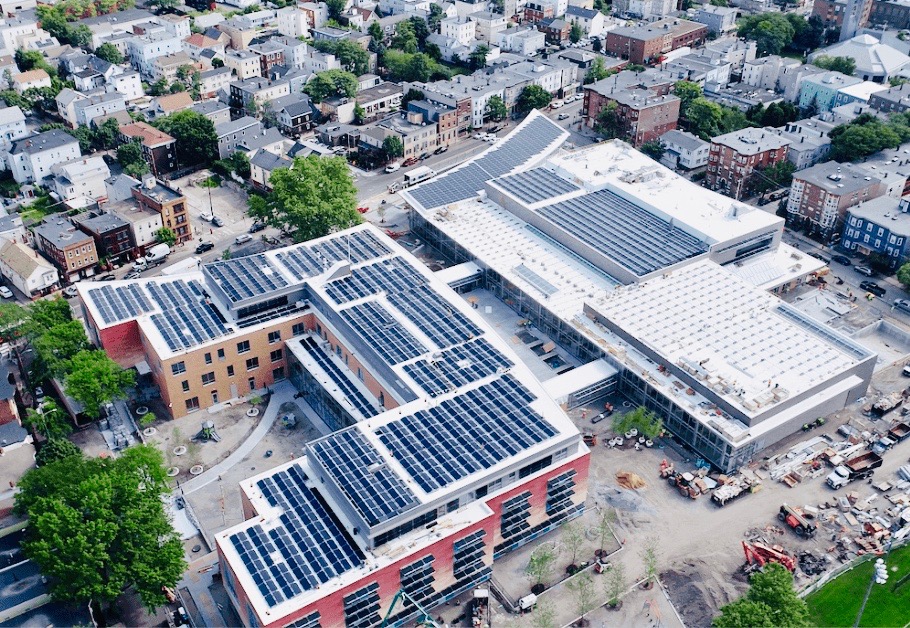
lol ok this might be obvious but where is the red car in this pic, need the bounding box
[356,206,369,214]
[402,157,419,166]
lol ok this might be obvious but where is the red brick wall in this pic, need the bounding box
[99,321,144,367]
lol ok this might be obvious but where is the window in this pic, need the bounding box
[227,365,235,377]
[202,372,215,386]
[181,380,189,393]
[218,348,225,360]
[270,349,283,362]
[292,322,306,336]
[186,397,200,412]
[246,357,260,371]
[237,340,251,354]
[205,352,212,365]
[172,361,186,375]
[272,366,285,381]
[268,330,281,344]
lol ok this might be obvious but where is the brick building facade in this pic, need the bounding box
[706,128,791,200]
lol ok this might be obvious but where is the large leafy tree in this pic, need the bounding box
[391,20,418,53]
[596,101,624,139]
[64,350,135,418]
[585,56,612,84]
[304,70,358,103]
[94,43,123,64]
[714,564,808,628]
[829,113,903,161]
[116,140,149,177]
[314,39,370,76]
[569,21,583,43]
[23,399,72,440]
[485,95,508,122]
[469,44,490,71]
[248,155,361,243]
[35,438,81,466]
[737,13,796,56]
[515,85,552,114]
[15,445,186,613]
[152,110,217,168]
[812,55,856,75]
[898,261,910,287]
[382,135,404,160]
[22,298,72,340]
[32,319,88,377]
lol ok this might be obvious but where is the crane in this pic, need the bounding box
[380,590,439,628]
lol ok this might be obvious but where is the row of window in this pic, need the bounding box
[171,332,287,375]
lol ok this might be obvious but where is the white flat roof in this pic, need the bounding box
[725,242,827,291]
[546,141,783,246]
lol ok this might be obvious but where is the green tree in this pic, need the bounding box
[713,564,808,627]
[325,0,345,19]
[304,69,358,103]
[710,0,728,5]
[674,80,703,113]
[65,125,94,153]
[153,110,218,167]
[567,573,597,622]
[640,140,665,160]
[641,537,659,586]
[15,445,186,613]
[829,113,902,161]
[592,37,602,52]
[382,135,404,160]
[612,406,663,439]
[15,50,56,77]
[333,39,371,75]
[428,2,444,32]
[402,87,424,107]
[408,16,430,47]
[32,319,88,377]
[0,301,25,339]
[530,598,557,628]
[596,101,624,139]
[570,21,583,43]
[686,98,724,140]
[605,561,626,607]
[64,350,135,419]
[116,140,149,177]
[737,13,796,56]
[23,399,72,441]
[595,507,617,555]
[368,20,384,43]
[248,155,361,243]
[154,227,177,246]
[391,20,418,53]
[94,43,124,64]
[812,55,856,75]
[515,85,552,114]
[562,521,586,567]
[35,438,81,466]
[525,543,558,589]
[469,44,490,71]
[93,118,121,151]
[485,95,508,122]
[897,261,910,287]
[794,15,825,51]
[23,298,72,340]
[758,101,798,127]
[585,56,612,84]
[753,161,796,194]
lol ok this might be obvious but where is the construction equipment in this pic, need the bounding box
[873,392,904,416]
[826,451,883,489]
[658,459,674,478]
[668,471,700,499]
[888,421,910,444]
[742,541,796,573]
[582,431,597,446]
[712,471,762,507]
[380,590,439,627]
[778,504,817,538]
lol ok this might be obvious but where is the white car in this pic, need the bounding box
[550,101,563,109]
[234,234,253,245]
[0,286,13,299]
[63,286,78,298]
[199,211,214,222]
[385,162,401,173]
[564,95,575,103]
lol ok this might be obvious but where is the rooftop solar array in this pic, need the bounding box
[536,189,708,276]
[403,338,513,396]
[494,168,581,205]
[88,283,154,325]
[408,114,566,210]
[376,375,557,493]
[340,300,427,364]
[276,246,325,281]
[143,280,229,352]
[300,336,380,418]
[324,257,426,304]
[513,264,558,297]
[206,255,289,303]
[275,231,392,282]
[388,285,481,349]
[310,429,419,526]
[229,464,362,607]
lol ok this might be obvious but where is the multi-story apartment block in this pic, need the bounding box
[869,81,910,112]
[198,67,233,99]
[612,0,675,18]
[119,122,178,177]
[869,0,910,29]
[812,0,872,36]
[216,116,264,159]
[706,128,791,200]
[658,129,710,169]
[798,71,863,112]
[72,211,133,265]
[355,82,404,122]
[230,77,291,116]
[126,31,184,80]
[582,87,680,146]
[471,11,508,41]
[441,16,477,45]
[6,129,81,185]
[692,4,737,34]
[742,55,803,91]
[132,176,192,244]
[360,110,439,158]
[770,119,834,171]
[604,18,708,65]
[497,27,546,55]
[408,99,459,147]
[73,92,127,127]
[223,50,263,80]
[32,214,99,283]
[249,41,286,76]
[787,161,885,236]
[841,195,910,267]
[49,156,110,202]
[0,106,27,153]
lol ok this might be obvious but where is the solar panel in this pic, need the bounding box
[387,286,481,350]
[513,264,558,297]
[88,283,154,325]
[340,301,426,365]
[536,189,708,276]
[151,300,230,352]
[408,162,491,210]
[403,338,512,396]
[324,257,426,304]
[207,255,289,303]
[310,429,419,526]
[494,168,580,205]
[229,464,362,608]
[300,336,380,418]
[376,375,557,494]
[277,246,325,281]
[311,230,391,265]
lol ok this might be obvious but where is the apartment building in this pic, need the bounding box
[706,128,791,200]
[49,156,111,202]
[119,122,178,177]
[229,77,291,116]
[11,69,50,94]
[216,116,264,159]
[223,50,262,80]
[604,18,708,64]
[0,106,27,153]
[582,87,680,146]
[132,177,192,244]
[842,195,910,267]
[32,214,99,283]
[72,212,133,265]
[6,129,81,185]
[360,110,438,158]
[659,129,710,169]
[786,161,885,236]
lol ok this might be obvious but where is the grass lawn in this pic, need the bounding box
[806,543,910,627]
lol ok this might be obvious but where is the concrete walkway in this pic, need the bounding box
[181,381,295,496]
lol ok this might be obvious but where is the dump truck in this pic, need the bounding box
[778,504,817,537]
[888,421,910,444]
[872,392,904,416]
[826,451,883,489]
[711,472,762,507]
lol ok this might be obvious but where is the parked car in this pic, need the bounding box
[418,152,429,161]
[402,157,419,166]
[63,285,78,298]
[195,241,214,254]
[557,113,570,120]
[212,216,224,227]
[473,133,484,140]
[434,145,448,155]
[124,271,141,280]
[199,211,214,222]
[859,280,886,297]
[235,233,253,245]
[99,274,116,281]
[0,286,12,299]
[855,265,875,277]
[895,298,910,314]
[249,221,266,233]
[385,162,401,173]
[831,255,852,266]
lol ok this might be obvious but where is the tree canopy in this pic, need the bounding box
[674,80,752,140]
[829,112,910,161]
[16,445,185,612]
[94,42,124,64]
[152,110,218,168]
[64,350,135,418]
[515,85,552,114]
[35,438,81,466]
[570,22,583,44]
[23,399,72,441]
[485,95,508,122]
[714,564,809,628]
[898,261,910,287]
[116,140,149,178]
[382,135,404,160]
[304,70,358,103]
[248,155,361,243]
[812,55,856,75]
[383,51,449,83]
[314,39,370,76]
[737,13,796,56]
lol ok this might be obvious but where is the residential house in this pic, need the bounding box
[272,94,317,138]
[299,2,329,30]
[32,214,99,282]
[832,80,889,107]
[132,176,191,244]
[408,99,459,147]
[216,18,259,50]
[183,33,226,61]
[706,128,791,199]
[498,28,547,55]
[126,31,184,80]
[0,15,41,57]
[230,76,291,116]
[345,6,379,32]
[692,5,737,35]
[379,0,432,14]
[604,18,708,64]
[249,41,286,77]
[73,92,127,127]
[198,67,233,100]
[0,106,27,153]
[356,82,404,122]
[107,70,144,101]
[658,129,709,169]
[11,69,50,94]
[192,100,232,126]
[158,13,192,39]
[664,52,732,86]
[565,6,605,36]
[80,9,157,49]
[612,0,675,18]
[109,201,161,255]
[272,36,309,70]
[223,50,262,80]
[119,122,178,176]
[149,91,195,119]
[216,116,264,159]
[0,239,58,299]
[49,156,110,203]
[798,71,863,112]
[55,88,84,128]
[6,130,81,185]
[742,55,803,91]
[152,51,201,83]
[72,211,133,264]
[277,6,311,38]
[870,81,910,112]
[539,18,570,44]
[0,214,23,242]
[584,87,679,146]
[787,161,885,235]
[770,118,835,170]
[360,110,438,158]
[441,17,477,46]
[249,150,292,191]
[301,46,342,74]
[842,195,910,267]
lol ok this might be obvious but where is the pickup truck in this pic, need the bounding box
[826,451,884,489]
[711,473,762,507]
